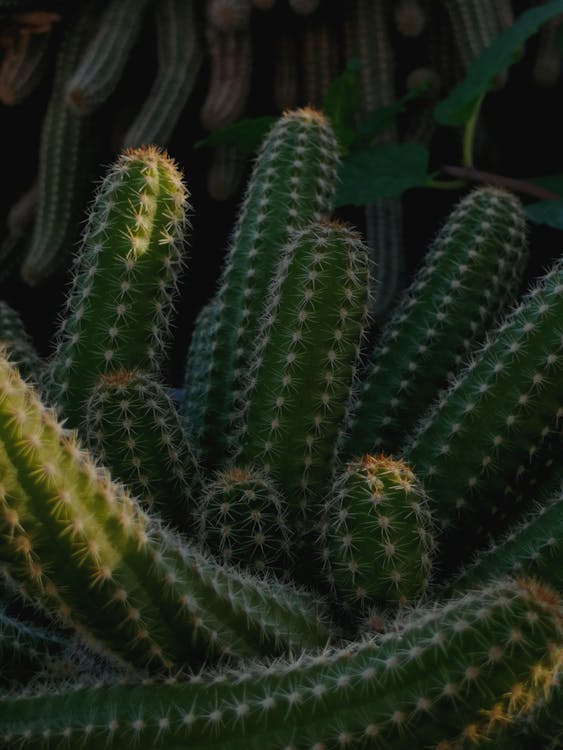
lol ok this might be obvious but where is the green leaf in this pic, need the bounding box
[434,0,563,126]
[334,143,433,206]
[527,174,563,196]
[195,116,276,154]
[525,200,563,230]
[352,81,437,150]
[322,58,362,150]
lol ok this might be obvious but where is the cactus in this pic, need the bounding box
[533,12,563,87]
[190,108,340,467]
[0,300,43,386]
[84,369,201,531]
[19,2,99,286]
[208,0,253,33]
[66,0,151,115]
[0,23,52,106]
[393,0,426,37]
[48,145,190,431]
[0,351,332,671]
[233,221,371,535]
[320,454,435,616]
[122,0,203,149]
[443,0,507,70]
[0,578,561,749]
[402,255,563,565]
[339,187,529,459]
[197,465,293,578]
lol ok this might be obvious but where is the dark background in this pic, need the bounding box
[2,0,563,387]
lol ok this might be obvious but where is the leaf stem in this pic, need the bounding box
[442,165,561,200]
[462,95,484,168]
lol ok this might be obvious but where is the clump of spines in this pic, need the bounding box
[340,186,529,460]
[189,107,340,468]
[197,465,293,579]
[234,220,371,536]
[85,368,201,531]
[48,145,191,431]
[0,352,332,671]
[0,578,560,749]
[320,454,435,616]
[402,255,563,564]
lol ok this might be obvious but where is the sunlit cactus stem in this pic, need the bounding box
[0,353,332,672]
[49,145,191,431]
[190,108,340,467]
[234,220,371,536]
[0,578,561,749]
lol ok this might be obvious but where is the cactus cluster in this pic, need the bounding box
[2,100,563,747]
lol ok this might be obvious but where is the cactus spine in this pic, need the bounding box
[0,578,560,749]
[0,300,43,386]
[320,454,435,615]
[85,369,201,530]
[190,108,340,467]
[234,221,371,533]
[402,256,563,560]
[340,187,529,459]
[48,145,190,430]
[197,465,293,578]
[0,352,332,671]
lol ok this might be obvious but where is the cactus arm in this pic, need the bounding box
[340,187,529,459]
[66,0,151,115]
[0,353,331,670]
[0,25,52,106]
[122,0,203,148]
[20,3,99,287]
[48,146,190,430]
[0,578,560,749]
[195,108,340,467]
[234,221,371,532]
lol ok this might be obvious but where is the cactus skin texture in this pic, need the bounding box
[234,221,371,535]
[0,352,332,672]
[320,454,435,616]
[85,369,201,531]
[402,256,563,564]
[0,578,561,749]
[122,0,203,149]
[48,145,190,431]
[445,474,563,597]
[340,187,529,460]
[0,300,43,386]
[192,108,340,467]
[197,465,293,579]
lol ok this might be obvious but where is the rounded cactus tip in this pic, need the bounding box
[281,105,327,124]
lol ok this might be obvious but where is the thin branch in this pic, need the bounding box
[442,165,561,201]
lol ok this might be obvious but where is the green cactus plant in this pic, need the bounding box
[48,144,191,431]
[320,454,435,617]
[339,186,529,459]
[233,220,371,537]
[84,368,201,530]
[402,255,563,566]
[0,300,44,386]
[0,351,332,672]
[197,465,293,579]
[0,577,560,749]
[190,107,340,467]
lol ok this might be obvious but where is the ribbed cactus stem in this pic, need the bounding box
[197,465,293,578]
[49,145,190,430]
[0,578,561,749]
[20,2,98,286]
[444,0,505,69]
[194,108,340,467]
[340,187,529,460]
[234,221,371,533]
[289,0,320,14]
[208,0,253,32]
[0,25,52,105]
[320,454,435,615]
[402,255,563,561]
[122,0,203,148]
[0,300,43,386]
[0,352,332,671]
[301,21,338,108]
[66,0,151,114]
[85,369,201,531]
